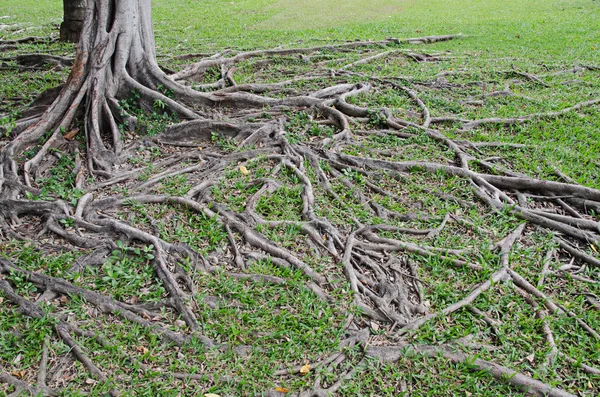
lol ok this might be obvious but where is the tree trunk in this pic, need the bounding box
[60,0,87,42]
[1,0,200,192]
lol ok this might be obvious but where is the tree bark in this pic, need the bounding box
[1,0,194,192]
[60,0,88,42]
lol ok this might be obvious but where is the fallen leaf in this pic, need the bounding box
[275,387,290,393]
[370,321,380,332]
[86,307,99,317]
[85,378,96,385]
[11,370,24,379]
[204,394,221,397]
[239,165,250,175]
[141,312,151,320]
[300,364,311,375]
[525,353,535,364]
[63,128,80,140]
[136,346,149,354]
[591,244,598,253]
[127,296,140,304]
[59,295,70,305]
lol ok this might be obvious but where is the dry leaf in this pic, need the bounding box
[63,128,80,140]
[11,370,24,379]
[85,378,96,385]
[275,387,290,393]
[370,321,380,332]
[591,244,598,253]
[204,394,221,397]
[59,295,70,305]
[300,364,310,375]
[136,346,149,354]
[239,165,250,175]
[141,312,151,320]
[525,353,535,363]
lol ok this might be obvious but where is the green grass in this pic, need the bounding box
[2,0,600,396]
[3,0,599,56]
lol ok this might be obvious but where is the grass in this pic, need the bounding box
[2,0,600,396]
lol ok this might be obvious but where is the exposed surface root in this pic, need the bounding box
[1,5,600,394]
[366,344,576,397]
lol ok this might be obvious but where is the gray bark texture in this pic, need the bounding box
[60,0,88,42]
[0,1,598,396]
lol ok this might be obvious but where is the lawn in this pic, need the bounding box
[1,0,600,396]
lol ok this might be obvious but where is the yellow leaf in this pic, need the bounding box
[591,244,598,253]
[275,387,290,393]
[300,364,310,375]
[239,165,250,176]
[11,370,25,379]
[204,394,221,397]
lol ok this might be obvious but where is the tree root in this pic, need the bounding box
[367,343,576,397]
[1,10,599,394]
[0,372,61,397]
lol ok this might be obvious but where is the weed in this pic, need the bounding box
[119,89,179,137]
[211,131,238,152]
[157,174,192,196]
